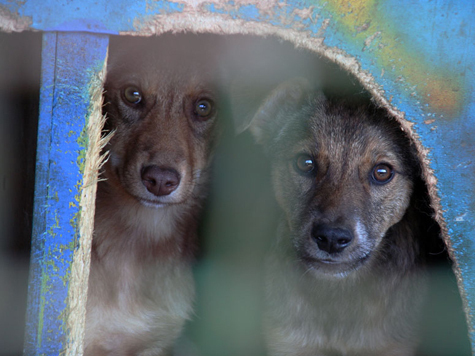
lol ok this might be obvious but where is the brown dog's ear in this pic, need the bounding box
[247,78,311,145]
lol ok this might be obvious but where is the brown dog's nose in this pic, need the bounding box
[141,165,181,196]
[311,224,353,254]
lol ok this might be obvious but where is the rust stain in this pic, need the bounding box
[423,75,463,117]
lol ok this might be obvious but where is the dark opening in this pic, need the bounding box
[0,31,41,356]
[102,34,470,356]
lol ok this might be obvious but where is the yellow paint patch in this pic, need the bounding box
[324,0,464,117]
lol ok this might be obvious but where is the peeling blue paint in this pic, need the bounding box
[236,5,260,21]
[23,32,109,356]
[145,1,184,14]
[2,0,189,34]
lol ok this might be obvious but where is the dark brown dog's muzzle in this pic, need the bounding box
[311,223,353,254]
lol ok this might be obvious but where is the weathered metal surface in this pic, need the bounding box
[1,0,473,353]
[23,32,108,355]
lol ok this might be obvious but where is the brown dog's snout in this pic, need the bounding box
[141,165,181,197]
[311,224,353,254]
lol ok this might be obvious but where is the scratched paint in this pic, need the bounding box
[318,0,467,117]
[0,0,184,34]
[1,0,469,117]
[23,32,108,355]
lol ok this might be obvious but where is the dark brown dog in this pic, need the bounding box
[84,35,221,356]
[247,79,431,356]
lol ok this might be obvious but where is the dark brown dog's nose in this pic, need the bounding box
[311,224,353,254]
[141,165,181,196]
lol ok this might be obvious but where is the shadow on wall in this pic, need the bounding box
[0,32,41,356]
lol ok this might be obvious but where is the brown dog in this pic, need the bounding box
[84,35,221,356]
[246,79,432,356]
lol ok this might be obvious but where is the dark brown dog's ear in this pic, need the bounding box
[246,78,311,145]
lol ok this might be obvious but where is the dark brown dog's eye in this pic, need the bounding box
[295,154,315,174]
[371,164,394,184]
[123,86,142,105]
[194,99,214,119]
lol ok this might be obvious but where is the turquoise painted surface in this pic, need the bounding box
[23,32,108,355]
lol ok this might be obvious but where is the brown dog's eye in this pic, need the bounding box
[295,154,315,175]
[194,99,214,119]
[371,164,394,184]
[123,86,142,105]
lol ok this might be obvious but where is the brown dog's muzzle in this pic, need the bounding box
[141,165,181,197]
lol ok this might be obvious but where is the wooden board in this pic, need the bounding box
[23,32,108,356]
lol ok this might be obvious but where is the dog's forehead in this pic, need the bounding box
[107,42,216,88]
[305,106,403,162]
[106,63,217,104]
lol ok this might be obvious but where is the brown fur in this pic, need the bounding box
[84,35,221,356]
[247,79,429,356]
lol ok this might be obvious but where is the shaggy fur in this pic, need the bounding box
[84,35,221,356]
[247,79,431,356]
